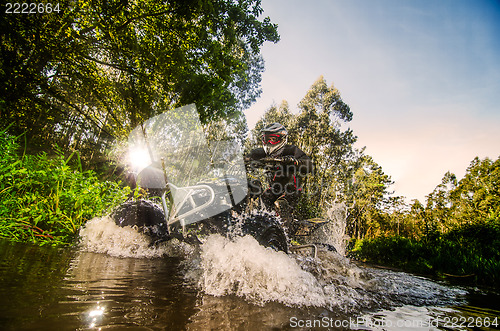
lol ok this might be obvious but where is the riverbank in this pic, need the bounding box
[350,221,500,287]
[0,130,130,246]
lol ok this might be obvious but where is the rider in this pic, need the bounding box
[246,123,313,220]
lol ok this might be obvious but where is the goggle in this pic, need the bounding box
[261,133,282,145]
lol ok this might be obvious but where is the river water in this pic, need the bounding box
[0,216,498,330]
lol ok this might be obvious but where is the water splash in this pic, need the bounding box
[78,216,193,258]
[185,234,328,307]
[78,216,466,314]
[304,202,349,255]
[185,234,466,313]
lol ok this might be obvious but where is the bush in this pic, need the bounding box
[0,129,131,246]
[351,222,500,286]
[351,235,432,273]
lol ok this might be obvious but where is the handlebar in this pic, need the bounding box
[244,157,291,169]
[244,157,283,163]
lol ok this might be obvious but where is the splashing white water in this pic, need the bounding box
[187,235,375,312]
[185,234,328,307]
[78,216,466,313]
[78,216,193,258]
[185,234,465,313]
[302,202,349,255]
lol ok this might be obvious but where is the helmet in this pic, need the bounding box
[260,123,288,155]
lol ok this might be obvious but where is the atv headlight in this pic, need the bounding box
[128,146,151,174]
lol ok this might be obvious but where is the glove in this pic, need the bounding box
[281,155,298,165]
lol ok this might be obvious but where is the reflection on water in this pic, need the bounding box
[0,233,498,330]
[0,239,198,330]
[0,240,77,330]
[56,252,200,330]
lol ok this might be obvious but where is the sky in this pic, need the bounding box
[244,0,500,202]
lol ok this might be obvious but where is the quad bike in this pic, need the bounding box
[111,172,290,253]
[111,104,333,256]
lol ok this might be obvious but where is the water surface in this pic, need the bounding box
[0,217,498,330]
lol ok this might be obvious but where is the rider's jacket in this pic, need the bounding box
[247,145,313,196]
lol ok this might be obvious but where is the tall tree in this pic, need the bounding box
[291,76,356,214]
[425,171,457,232]
[1,0,279,164]
[449,157,500,225]
[345,155,393,239]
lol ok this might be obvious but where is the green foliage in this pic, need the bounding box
[345,155,394,239]
[352,220,500,285]
[204,111,249,148]
[0,130,130,246]
[451,157,500,224]
[350,156,500,241]
[1,0,279,165]
[349,156,500,286]
[413,157,500,235]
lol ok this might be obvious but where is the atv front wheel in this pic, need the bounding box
[111,199,169,243]
[239,212,288,253]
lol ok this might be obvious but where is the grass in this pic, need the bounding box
[0,128,131,246]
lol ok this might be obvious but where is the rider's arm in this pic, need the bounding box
[244,148,267,169]
[246,147,266,161]
[285,145,314,175]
